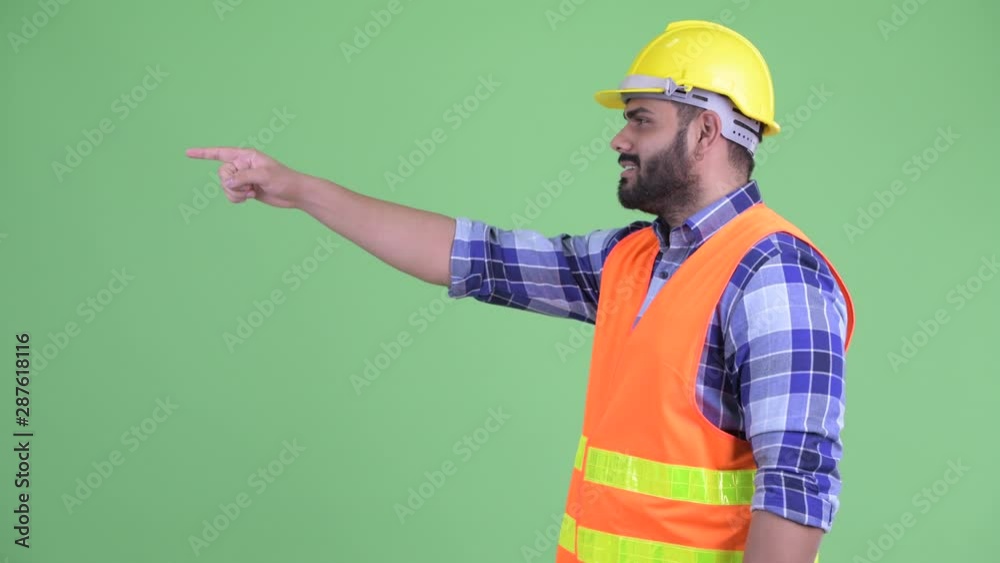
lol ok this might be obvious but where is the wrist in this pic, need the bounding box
[292,173,332,212]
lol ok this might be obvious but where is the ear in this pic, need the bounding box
[692,110,724,160]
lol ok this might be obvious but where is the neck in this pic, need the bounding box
[659,176,748,228]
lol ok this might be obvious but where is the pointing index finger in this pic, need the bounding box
[185,147,248,162]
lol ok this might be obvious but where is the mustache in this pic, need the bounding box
[619,154,640,167]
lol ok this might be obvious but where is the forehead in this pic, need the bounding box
[623,97,676,119]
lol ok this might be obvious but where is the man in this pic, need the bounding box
[187,20,854,563]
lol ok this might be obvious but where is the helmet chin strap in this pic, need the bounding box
[621,75,763,156]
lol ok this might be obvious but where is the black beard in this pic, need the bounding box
[617,128,700,218]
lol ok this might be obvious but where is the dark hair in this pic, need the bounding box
[674,103,755,180]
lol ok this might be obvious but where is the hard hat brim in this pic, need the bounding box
[594,88,664,109]
[595,87,782,135]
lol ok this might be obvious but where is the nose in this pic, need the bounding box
[611,126,631,154]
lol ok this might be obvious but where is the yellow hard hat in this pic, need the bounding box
[596,20,780,152]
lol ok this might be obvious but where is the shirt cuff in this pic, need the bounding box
[447,217,479,299]
[752,467,837,531]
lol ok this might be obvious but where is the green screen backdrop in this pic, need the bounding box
[2,0,997,561]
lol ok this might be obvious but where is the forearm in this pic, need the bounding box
[743,510,822,563]
[294,174,456,286]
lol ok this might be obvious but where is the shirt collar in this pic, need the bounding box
[651,180,763,250]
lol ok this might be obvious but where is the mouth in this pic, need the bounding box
[620,164,638,178]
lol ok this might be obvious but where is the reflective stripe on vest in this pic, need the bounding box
[574,435,755,505]
[561,512,820,563]
[559,514,819,563]
[559,513,577,553]
[560,514,743,562]
[574,436,587,471]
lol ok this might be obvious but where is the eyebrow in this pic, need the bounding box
[624,107,654,120]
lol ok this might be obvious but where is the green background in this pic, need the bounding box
[2,0,996,561]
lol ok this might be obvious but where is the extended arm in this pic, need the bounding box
[297,174,630,321]
[296,173,457,286]
[185,146,632,320]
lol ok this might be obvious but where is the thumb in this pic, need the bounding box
[223,167,268,191]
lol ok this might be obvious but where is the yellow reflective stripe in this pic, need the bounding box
[584,447,754,505]
[577,526,742,563]
[566,522,821,562]
[574,435,588,471]
[559,513,576,553]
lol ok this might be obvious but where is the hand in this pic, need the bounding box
[185,147,303,209]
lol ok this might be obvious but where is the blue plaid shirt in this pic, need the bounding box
[448,181,850,531]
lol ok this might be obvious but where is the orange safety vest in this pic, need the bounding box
[556,203,855,563]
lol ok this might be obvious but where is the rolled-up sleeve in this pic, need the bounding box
[448,217,639,324]
[725,238,850,531]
